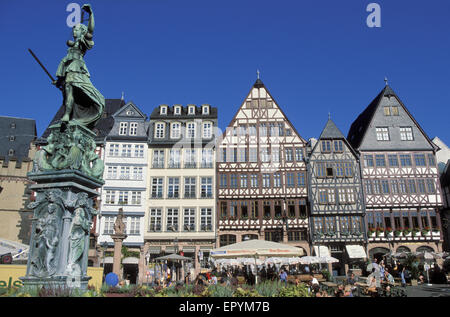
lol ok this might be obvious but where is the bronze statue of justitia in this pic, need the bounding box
[53,4,105,129]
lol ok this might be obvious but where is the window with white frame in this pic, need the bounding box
[129,122,138,135]
[188,106,195,115]
[105,190,116,204]
[109,144,119,156]
[187,122,196,138]
[184,177,196,198]
[200,208,212,231]
[250,174,258,187]
[121,144,132,157]
[169,149,181,168]
[160,106,167,115]
[184,149,196,168]
[151,178,163,198]
[240,174,248,188]
[166,208,179,231]
[171,122,181,139]
[118,191,129,205]
[103,216,115,234]
[132,166,143,180]
[202,122,212,138]
[249,148,257,162]
[167,177,180,198]
[272,147,280,163]
[295,148,303,161]
[131,191,141,205]
[134,144,144,158]
[119,122,128,135]
[262,174,271,188]
[174,106,181,115]
[376,127,390,141]
[152,150,165,168]
[260,148,270,162]
[202,105,210,115]
[119,166,130,179]
[201,148,213,168]
[273,173,281,187]
[107,166,118,179]
[201,177,213,198]
[183,208,196,231]
[154,122,165,139]
[127,217,140,235]
[238,148,247,163]
[400,127,414,141]
[149,208,162,232]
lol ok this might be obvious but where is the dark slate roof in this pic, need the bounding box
[37,99,126,145]
[0,116,37,163]
[319,119,345,139]
[347,84,436,151]
[149,104,218,120]
[347,86,386,149]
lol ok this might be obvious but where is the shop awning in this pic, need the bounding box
[122,257,139,264]
[313,246,330,257]
[148,246,161,254]
[182,246,196,253]
[346,245,367,259]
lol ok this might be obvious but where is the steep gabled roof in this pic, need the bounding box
[112,101,147,120]
[347,84,436,151]
[221,78,307,144]
[347,86,386,149]
[311,118,359,159]
[319,119,346,140]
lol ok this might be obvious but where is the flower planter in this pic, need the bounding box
[404,232,412,237]
[369,232,376,238]
[432,231,440,236]
[377,232,385,237]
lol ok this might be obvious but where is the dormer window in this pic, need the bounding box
[160,106,167,115]
[8,149,14,156]
[155,122,165,139]
[126,110,135,116]
[174,106,181,115]
[202,105,210,115]
[10,123,16,129]
[129,122,138,135]
[9,136,15,141]
[188,106,195,115]
[119,122,128,135]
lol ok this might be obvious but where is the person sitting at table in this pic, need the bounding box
[367,276,378,296]
[334,284,344,297]
[384,269,395,285]
[344,285,353,297]
[347,273,357,286]
[310,273,320,292]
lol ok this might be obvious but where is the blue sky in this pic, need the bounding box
[1,0,449,144]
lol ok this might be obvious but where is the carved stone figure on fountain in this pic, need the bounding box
[66,192,96,277]
[28,189,66,277]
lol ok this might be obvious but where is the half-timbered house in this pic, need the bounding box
[216,79,309,255]
[347,84,444,260]
[307,118,367,275]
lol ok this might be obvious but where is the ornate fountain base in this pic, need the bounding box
[20,122,104,290]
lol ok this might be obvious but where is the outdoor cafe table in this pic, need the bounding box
[321,281,338,294]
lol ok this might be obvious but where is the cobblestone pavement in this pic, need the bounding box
[406,284,450,297]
